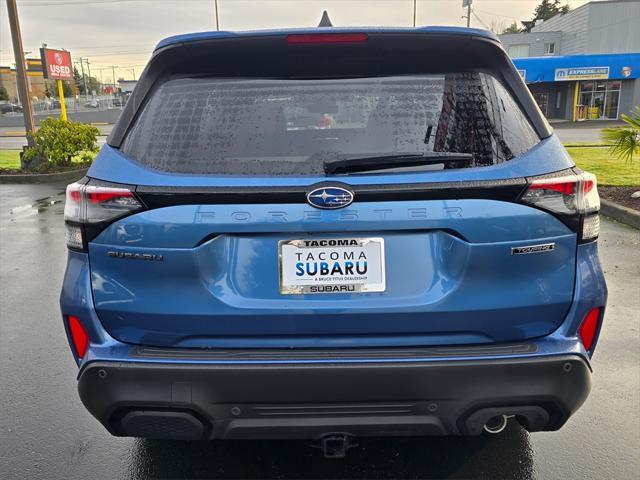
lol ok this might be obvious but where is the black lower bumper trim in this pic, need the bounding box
[132,343,538,361]
[77,355,591,440]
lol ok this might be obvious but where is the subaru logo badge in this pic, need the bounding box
[306,186,354,209]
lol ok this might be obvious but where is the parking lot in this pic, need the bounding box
[1,182,638,479]
[0,117,619,151]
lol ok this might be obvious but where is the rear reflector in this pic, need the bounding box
[579,307,601,351]
[287,33,368,45]
[67,315,89,358]
[582,213,600,241]
[65,224,84,250]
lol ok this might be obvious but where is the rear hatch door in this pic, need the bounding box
[87,30,576,348]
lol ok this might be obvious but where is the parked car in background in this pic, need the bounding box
[111,96,128,107]
[0,101,23,114]
[60,26,607,457]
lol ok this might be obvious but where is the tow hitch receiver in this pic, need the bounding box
[315,433,358,458]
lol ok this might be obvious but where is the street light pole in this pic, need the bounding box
[5,0,35,146]
[413,0,417,27]
[214,0,219,31]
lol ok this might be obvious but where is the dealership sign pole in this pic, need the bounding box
[40,48,73,121]
[5,0,35,146]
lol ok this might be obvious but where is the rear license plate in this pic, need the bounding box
[279,237,386,294]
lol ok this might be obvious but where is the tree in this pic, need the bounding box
[85,76,102,95]
[522,0,570,32]
[45,79,73,99]
[502,22,522,34]
[73,66,85,95]
[61,81,73,97]
[602,107,640,163]
[0,83,9,101]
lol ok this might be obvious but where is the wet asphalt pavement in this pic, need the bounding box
[1,182,639,479]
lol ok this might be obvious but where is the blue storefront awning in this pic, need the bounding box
[512,53,640,83]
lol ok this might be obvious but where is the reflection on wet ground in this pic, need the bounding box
[6,192,65,220]
[123,423,535,479]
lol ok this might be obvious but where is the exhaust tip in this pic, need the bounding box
[483,414,509,434]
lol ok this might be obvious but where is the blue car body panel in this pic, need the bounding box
[86,133,581,349]
[87,196,577,347]
[61,240,606,367]
[89,229,577,347]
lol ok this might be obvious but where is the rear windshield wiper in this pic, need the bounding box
[323,152,474,175]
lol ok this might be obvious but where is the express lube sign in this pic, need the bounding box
[554,66,609,81]
[40,48,73,80]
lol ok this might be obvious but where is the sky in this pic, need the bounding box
[1,0,591,84]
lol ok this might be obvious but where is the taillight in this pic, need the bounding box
[520,172,600,242]
[67,315,89,359]
[579,307,602,352]
[64,182,142,251]
[287,33,368,45]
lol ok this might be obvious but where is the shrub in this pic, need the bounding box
[22,117,100,170]
[602,106,640,163]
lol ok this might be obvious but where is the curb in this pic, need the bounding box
[601,199,640,229]
[563,144,612,148]
[0,168,88,184]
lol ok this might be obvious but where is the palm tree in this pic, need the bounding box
[602,107,640,162]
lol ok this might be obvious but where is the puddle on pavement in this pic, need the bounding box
[8,196,64,218]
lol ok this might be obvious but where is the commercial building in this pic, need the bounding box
[117,79,138,93]
[0,66,18,99]
[500,0,640,121]
[0,58,48,101]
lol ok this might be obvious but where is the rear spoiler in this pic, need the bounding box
[107,30,551,147]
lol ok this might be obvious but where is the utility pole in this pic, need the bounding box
[129,68,136,81]
[110,65,118,92]
[214,0,219,30]
[85,58,92,94]
[77,57,88,100]
[413,0,417,27]
[5,0,35,146]
[462,0,472,28]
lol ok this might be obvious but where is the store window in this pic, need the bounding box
[544,43,555,55]
[507,44,530,58]
[533,93,549,117]
[577,80,621,120]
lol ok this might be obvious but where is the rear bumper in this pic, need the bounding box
[78,354,591,440]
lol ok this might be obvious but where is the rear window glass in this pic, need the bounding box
[121,74,540,176]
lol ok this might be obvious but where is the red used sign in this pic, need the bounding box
[42,48,73,80]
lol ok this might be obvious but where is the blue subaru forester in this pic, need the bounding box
[60,26,607,454]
